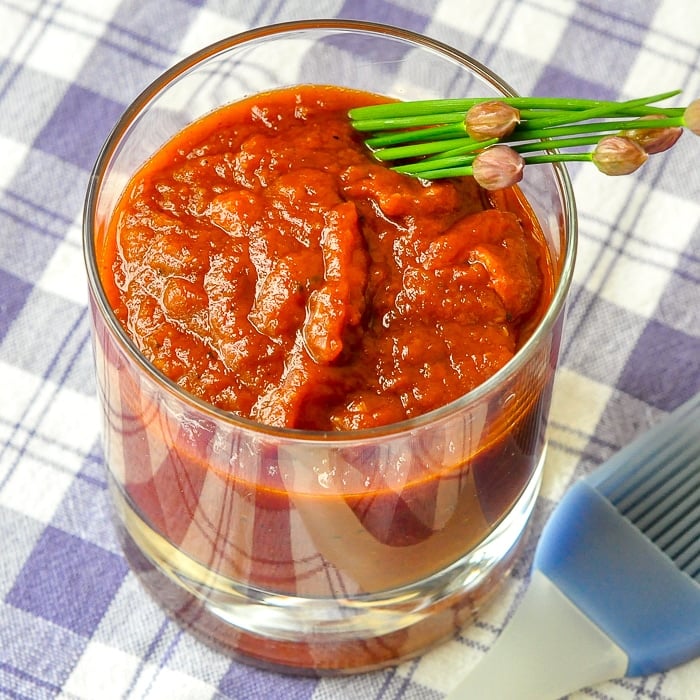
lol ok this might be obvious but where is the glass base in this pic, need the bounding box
[114,451,543,675]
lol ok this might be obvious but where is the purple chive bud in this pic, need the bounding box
[465,101,521,141]
[684,98,700,135]
[620,114,683,154]
[472,145,525,190]
[591,136,648,176]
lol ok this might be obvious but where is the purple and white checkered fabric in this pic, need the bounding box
[1,1,699,698]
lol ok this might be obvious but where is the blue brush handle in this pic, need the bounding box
[535,479,700,677]
[447,481,700,700]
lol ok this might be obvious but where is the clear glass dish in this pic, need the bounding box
[83,19,577,674]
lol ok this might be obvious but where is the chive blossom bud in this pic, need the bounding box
[473,145,525,190]
[465,101,521,141]
[592,135,648,175]
[684,98,700,135]
[620,114,683,154]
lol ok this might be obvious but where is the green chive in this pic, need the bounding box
[349,89,696,186]
[373,137,482,161]
[365,122,467,148]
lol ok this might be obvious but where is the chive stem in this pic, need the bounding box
[351,111,467,132]
[521,91,682,131]
[407,165,476,179]
[347,90,682,121]
[513,116,683,142]
[369,113,685,162]
[394,155,476,174]
[373,137,481,161]
[422,138,500,162]
[349,89,697,184]
[399,135,602,174]
[515,135,621,153]
[523,153,592,165]
[365,122,467,148]
[397,152,595,180]
[385,115,684,159]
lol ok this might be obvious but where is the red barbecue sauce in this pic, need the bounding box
[96,85,556,671]
[99,85,553,429]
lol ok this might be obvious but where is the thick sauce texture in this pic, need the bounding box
[100,86,553,429]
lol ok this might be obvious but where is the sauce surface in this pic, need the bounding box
[100,85,552,429]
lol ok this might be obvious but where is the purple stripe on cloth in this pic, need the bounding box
[617,320,700,411]
[120,619,176,698]
[534,3,653,100]
[0,307,89,491]
[0,1,63,103]
[6,526,128,637]
[34,84,126,171]
[0,269,33,340]
[217,663,317,699]
[534,66,618,101]
[658,264,700,330]
[576,0,657,26]
[52,467,117,552]
[562,292,648,384]
[0,660,62,699]
[0,204,62,283]
[338,0,435,34]
[0,603,89,695]
[570,2,657,47]
[2,190,76,241]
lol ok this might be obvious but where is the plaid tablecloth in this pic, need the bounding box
[1,1,699,699]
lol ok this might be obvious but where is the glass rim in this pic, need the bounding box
[83,18,578,444]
